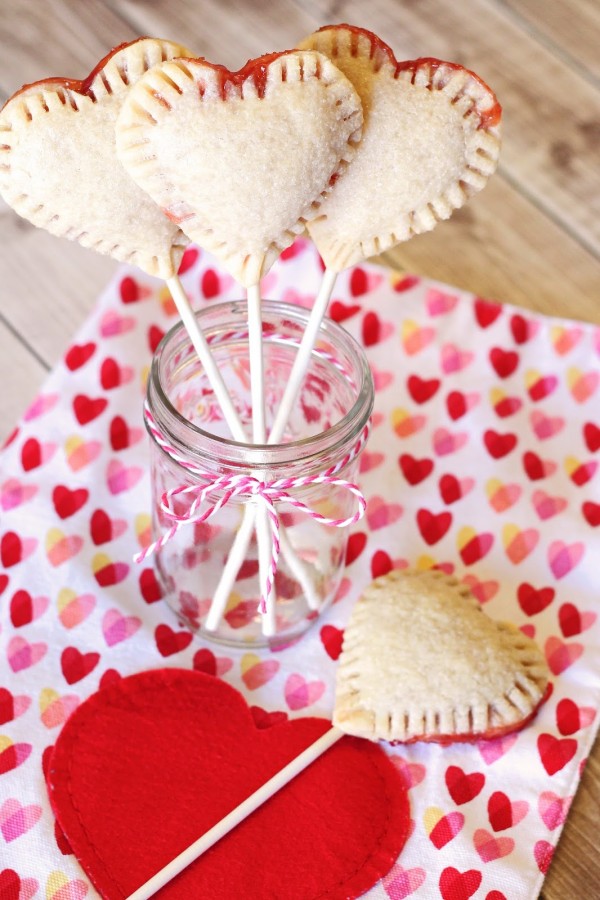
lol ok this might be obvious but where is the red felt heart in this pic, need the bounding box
[47,669,410,899]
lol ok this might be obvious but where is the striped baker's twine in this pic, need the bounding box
[137,402,370,612]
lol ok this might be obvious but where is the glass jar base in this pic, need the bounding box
[159,565,329,649]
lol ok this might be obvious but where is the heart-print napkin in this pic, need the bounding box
[1,238,599,900]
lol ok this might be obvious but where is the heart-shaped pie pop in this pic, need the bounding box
[0,38,190,278]
[298,25,502,271]
[116,51,363,286]
[334,569,550,744]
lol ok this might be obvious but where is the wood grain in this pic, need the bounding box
[382,175,600,325]
[0,200,115,366]
[106,0,320,70]
[0,4,598,898]
[0,0,139,101]
[501,0,600,82]
[0,320,47,440]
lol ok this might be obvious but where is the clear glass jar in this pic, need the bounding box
[146,300,374,647]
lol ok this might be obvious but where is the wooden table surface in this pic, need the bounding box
[0,1,598,896]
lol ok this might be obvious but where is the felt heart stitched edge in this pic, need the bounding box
[46,668,410,899]
[116,51,363,286]
[0,39,189,278]
[298,24,502,271]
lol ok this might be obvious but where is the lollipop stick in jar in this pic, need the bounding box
[208,267,339,625]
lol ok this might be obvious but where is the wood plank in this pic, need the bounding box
[0,0,138,101]
[0,320,47,445]
[501,0,600,83]
[381,174,600,325]
[540,749,600,900]
[106,0,321,70]
[0,199,116,367]
[294,0,600,257]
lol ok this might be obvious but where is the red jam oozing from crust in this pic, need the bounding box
[316,22,398,68]
[398,56,502,129]
[390,682,552,746]
[185,51,299,101]
[2,38,151,110]
[316,23,501,130]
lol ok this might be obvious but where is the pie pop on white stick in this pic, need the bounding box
[298,23,502,270]
[125,570,550,899]
[280,23,504,411]
[264,23,504,438]
[117,49,363,633]
[0,38,189,277]
[0,38,245,443]
[214,24,504,614]
[0,39,322,624]
[204,267,338,632]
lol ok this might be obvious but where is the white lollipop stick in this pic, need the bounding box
[204,506,257,632]
[125,726,343,900]
[167,276,316,632]
[269,267,338,442]
[166,276,246,443]
[207,268,339,624]
[246,284,266,442]
[246,283,276,636]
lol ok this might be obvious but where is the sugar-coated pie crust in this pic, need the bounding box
[298,25,502,271]
[116,50,363,287]
[0,38,189,278]
[334,569,549,744]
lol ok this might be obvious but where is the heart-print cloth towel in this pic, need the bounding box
[1,239,599,900]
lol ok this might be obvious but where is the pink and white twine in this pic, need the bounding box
[136,402,370,612]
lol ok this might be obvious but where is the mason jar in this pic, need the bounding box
[144,299,374,647]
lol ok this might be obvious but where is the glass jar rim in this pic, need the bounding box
[147,299,374,472]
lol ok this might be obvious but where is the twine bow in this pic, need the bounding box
[135,470,366,611]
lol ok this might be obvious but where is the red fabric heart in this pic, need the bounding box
[445,765,485,805]
[489,347,519,378]
[399,453,434,486]
[416,508,452,545]
[139,569,163,604]
[517,583,555,617]
[60,647,100,685]
[407,375,440,404]
[483,429,517,459]
[52,485,90,519]
[72,394,108,425]
[64,341,96,371]
[473,297,502,328]
[47,669,410,899]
